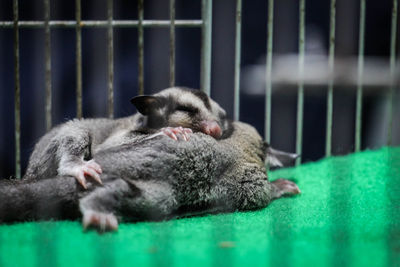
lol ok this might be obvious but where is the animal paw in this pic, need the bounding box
[161,127,193,141]
[59,159,103,189]
[271,179,301,199]
[82,210,118,232]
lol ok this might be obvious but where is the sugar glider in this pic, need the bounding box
[0,121,300,231]
[23,87,229,189]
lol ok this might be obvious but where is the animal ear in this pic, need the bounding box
[264,142,299,168]
[130,95,163,115]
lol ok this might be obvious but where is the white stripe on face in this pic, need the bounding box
[158,87,214,117]
[155,87,228,134]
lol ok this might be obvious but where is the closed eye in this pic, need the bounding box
[175,105,198,114]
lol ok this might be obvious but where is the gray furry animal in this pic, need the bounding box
[0,121,299,231]
[23,87,229,189]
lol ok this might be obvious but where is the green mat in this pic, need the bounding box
[0,147,399,267]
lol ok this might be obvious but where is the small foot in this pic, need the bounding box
[82,210,118,232]
[145,127,193,142]
[271,179,301,199]
[161,127,193,141]
[146,127,193,141]
[59,159,103,189]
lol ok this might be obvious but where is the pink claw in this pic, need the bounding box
[162,128,178,140]
[66,160,103,189]
[271,179,301,199]
[83,210,119,232]
[161,127,192,141]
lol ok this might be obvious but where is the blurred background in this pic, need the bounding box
[0,0,399,179]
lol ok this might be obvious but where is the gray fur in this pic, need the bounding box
[0,121,300,230]
[132,87,229,136]
[24,87,229,181]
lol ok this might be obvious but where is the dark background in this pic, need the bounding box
[0,0,399,178]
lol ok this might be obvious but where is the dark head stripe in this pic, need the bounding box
[180,87,212,110]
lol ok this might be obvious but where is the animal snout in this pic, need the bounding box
[200,121,222,139]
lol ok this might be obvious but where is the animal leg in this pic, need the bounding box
[270,178,301,199]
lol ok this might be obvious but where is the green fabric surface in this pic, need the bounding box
[0,146,399,267]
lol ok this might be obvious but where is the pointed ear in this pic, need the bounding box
[130,95,163,115]
[264,142,299,168]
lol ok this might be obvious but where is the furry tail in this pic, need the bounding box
[0,177,81,223]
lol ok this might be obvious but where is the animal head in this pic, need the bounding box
[131,87,229,139]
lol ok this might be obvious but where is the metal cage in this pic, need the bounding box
[0,0,398,178]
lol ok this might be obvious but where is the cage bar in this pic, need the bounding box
[76,0,82,118]
[325,0,336,157]
[13,0,21,179]
[44,0,52,130]
[388,0,398,146]
[265,0,274,143]
[233,0,242,121]
[0,20,203,28]
[296,0,306,166]
[107,0,114,118]
[169,0,176,87]
[201,0,212,95]
[138,0,144,95]
[355,0,366,152]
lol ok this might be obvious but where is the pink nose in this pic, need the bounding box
[201,121,222,139]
